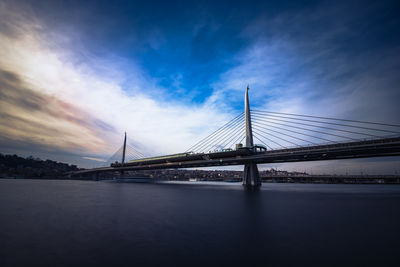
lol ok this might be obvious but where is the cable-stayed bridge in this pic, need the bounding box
[71,87,400,188]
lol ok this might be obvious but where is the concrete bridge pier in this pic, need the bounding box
[243,162,261,189]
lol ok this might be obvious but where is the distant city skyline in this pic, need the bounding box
[0,0,399,173]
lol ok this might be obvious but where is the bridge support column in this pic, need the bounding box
[242,86,261,189]
[243,162,261,188]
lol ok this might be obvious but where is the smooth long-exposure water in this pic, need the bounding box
[1,179,399,266]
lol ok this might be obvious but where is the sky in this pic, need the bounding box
[0,0,399,173]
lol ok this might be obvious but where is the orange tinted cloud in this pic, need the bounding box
[0,69,117,155]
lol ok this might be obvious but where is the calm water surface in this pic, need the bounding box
[1,179,399,266]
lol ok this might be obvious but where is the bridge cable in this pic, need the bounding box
[212,125,243,151]
[253,127,304,148]
[239,136,246,145]
[186,112,244,152]
[252,128,291,148]
[124,152,140,161]
[120,144,148,162]
[253,122,334,144]
[199,117,245,153]
[126,148,145,158]
[125,148,145,159]
[251,110,400,134]
[221,125,246,150]
[125,153,141,160]
[125,148,140,158]
[252,134,273,150]
[213,125,245,152]
[127,145,146,158]
[104,146,124,166]
[194,116,244,153]
[252,117,359,141]
[251,113,381,138]
[194,115,245,153]
[126,144,146,157]
[251,110,400,128]
[196,113,245,152]
[228,128,247,149]
[253,123,319,146]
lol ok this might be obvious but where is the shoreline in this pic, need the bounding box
[1,176,400,184]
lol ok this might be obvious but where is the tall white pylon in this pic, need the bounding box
[242,86,261,188]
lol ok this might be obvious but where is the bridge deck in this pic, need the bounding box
[71,136,400,176]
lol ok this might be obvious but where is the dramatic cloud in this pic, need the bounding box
[0,69,114,154]
[0,2,231,166]
[212,2,400,122]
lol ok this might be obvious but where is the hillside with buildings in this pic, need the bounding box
[0,154,80,178]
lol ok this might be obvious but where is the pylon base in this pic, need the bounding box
[242,162,261,188]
